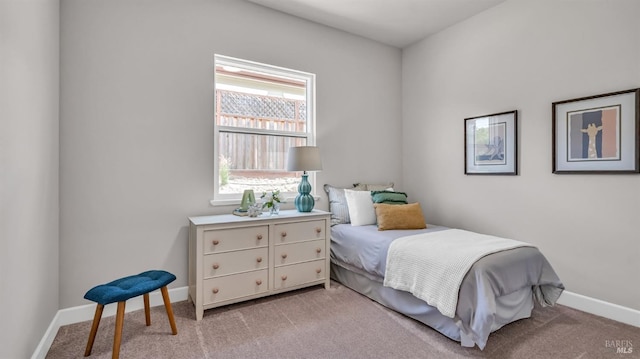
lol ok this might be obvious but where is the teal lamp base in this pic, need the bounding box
[294,173,315,212]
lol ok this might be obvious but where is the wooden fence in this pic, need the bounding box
[216,89,307,171]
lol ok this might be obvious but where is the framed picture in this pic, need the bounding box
[552,88,639,174]
[464,110,518,175]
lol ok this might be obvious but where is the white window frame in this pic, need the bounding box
[210,54,316,206]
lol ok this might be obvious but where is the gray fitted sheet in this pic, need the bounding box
[330,224,565,349]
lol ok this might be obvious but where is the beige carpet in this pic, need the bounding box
[46,281,639,358]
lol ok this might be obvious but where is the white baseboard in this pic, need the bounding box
[32,287,638,358]
[556,290,640,328]
[30,286,188,359]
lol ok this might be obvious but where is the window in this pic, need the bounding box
[212,55,316,205]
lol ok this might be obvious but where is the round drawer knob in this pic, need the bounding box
[256,257,262,263]
[281,253,287,259]
[281,275,287,280]
[212,288,219,294]
[281,231,287,237]
[315,227,321,233]
[316,248,322,254]
[212,240,220,245]
[212,263,219,269]
[256,279,262,285]
[316,268,322,274]
[257,234,263,240]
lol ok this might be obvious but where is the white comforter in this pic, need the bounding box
[383,229,534,318]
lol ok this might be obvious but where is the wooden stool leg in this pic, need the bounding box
[160,286,178,335]
[112,301,126,359]
[84,304,104,357]
[143,293,151,326]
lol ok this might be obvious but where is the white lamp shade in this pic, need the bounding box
[287,146,322,172]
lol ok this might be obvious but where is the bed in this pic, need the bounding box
[324,184,565,350]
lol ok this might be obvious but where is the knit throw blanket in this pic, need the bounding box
[383,229,533,318]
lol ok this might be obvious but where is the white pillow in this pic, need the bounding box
[344,189,376,226]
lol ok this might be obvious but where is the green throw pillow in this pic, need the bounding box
[371,190,408,205]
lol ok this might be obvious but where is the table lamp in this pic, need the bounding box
[287,146,322,212]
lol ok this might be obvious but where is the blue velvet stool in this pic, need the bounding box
[83,270,178,359]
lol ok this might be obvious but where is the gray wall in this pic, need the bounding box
[402,0,640,310]
[0,0,60,357]
[60,0,402,307]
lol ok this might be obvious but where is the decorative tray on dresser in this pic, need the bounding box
[188,209,331,320]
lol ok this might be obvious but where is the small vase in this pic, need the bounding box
[270,202,280,216]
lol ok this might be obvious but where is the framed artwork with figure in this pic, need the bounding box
[465,110,518,175]
[552,88,640,174]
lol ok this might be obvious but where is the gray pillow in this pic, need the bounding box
[353,182,394,191]
[323,184,350,226]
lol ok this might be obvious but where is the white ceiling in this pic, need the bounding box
[247,0,507,48]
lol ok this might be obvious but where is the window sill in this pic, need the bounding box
[209,199,241,207]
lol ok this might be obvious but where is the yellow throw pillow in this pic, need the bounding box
[374,202,427,231]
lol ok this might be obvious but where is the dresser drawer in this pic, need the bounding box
[274,239,325,267]
[204,247,268,278]
[273,259,326,290]
[203,226,268,254]
[274,220,325,244]
[203,270,268,305]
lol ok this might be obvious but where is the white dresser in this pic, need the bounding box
[188,209,331,320]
